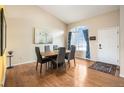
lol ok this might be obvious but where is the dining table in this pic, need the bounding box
[41,50,70,57]
[41,50,70,69]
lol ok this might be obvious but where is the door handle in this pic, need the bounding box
[99,44,102,49]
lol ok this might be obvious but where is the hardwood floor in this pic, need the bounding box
[5,59,124,87]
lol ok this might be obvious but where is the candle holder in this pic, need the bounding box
[7,51,14,69]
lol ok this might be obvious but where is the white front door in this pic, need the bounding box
[97,26,119,65]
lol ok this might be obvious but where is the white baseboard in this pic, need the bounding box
[86,58,97,62]
[76,57,97,62]
[120,74,124,78]
[7,60,36,67]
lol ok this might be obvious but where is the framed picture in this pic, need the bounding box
[0,8,7,56]
[89,36,96,40]
[34,28,53,44]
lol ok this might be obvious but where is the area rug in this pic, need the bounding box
[89,62,119,76]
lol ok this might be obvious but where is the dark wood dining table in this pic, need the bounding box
[41,50,70,57]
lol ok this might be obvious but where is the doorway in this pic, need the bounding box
[97,26,119,65]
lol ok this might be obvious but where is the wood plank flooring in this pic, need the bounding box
[4,59,124,87]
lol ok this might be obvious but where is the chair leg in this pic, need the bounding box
[68,60,70,68]
[36,62,38,71]
[74,58,76,66]
[40,64,42,74]
[50,62,54,69]
[50,62,53,69]
[64,62,66,71]
[48,62,50,69]
[46,63,47,70]
[57,63,58,71]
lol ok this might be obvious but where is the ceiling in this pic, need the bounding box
[39,5,119,24]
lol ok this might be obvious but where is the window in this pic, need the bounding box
[71,26,87,51]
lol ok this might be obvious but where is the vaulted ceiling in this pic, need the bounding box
[39,5,119,24]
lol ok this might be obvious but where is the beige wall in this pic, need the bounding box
[67,10,120,61]
[5,6,67,65]
[3,5,124,78]
[120,6,124,77]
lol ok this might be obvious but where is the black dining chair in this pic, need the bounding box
[44,45,50,52]
[53,45,58,50]
[65,45,76,67]
[35,47,51,73]
[51,47,66,71]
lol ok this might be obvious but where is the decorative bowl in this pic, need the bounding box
[8,51,13,55]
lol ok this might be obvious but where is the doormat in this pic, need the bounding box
[89,62,119,76]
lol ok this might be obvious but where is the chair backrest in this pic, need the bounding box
[56,47,66,64]
[53,45,58,50]
[44,45,50,52]
[69,45,76,60]
[35,47,42,62]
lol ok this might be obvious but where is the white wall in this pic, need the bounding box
[5,6,67,65]
[120,6,124,77]
[67,10,120,61]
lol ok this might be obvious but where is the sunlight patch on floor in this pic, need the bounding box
[74,63,87,86]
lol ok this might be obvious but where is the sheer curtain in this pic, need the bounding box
[70,27,86,58]
[69,26,90,59]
